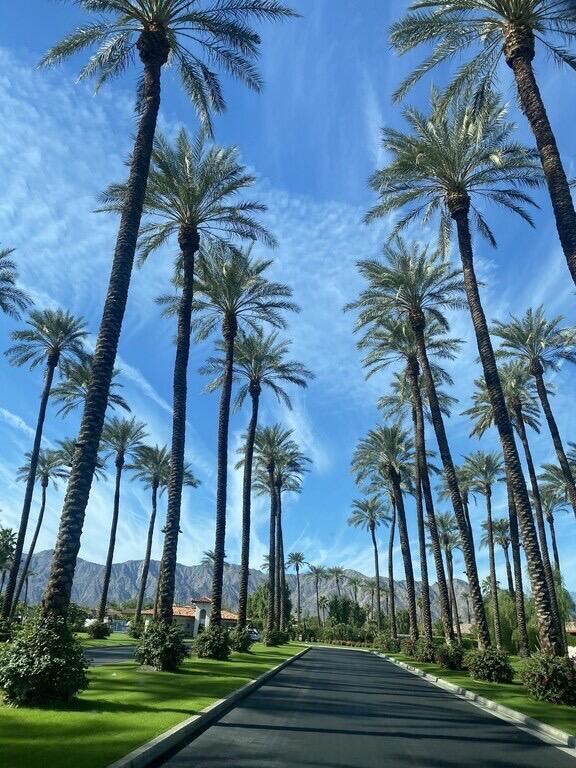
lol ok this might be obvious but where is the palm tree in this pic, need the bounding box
[348,496,390,631]
[462,591,472,625]
[10,450,68,614]
[40,0,295,622]
[539,486,567,574]
[23,568,36,607]
[390,0,576,285]
[317,595,328,624]
[307,565,326,626]
[51,356,130,417]
[203,328,311,627]
[192,248,296,625]
[352,311,457,644]
[0,246,31,319]
[327,566,346,598]
[97,417,147,622]
[465,450,504,648]
[491,518,514,598]
[347,575,363,605]
[492,308,576,518]
[435,512,462,642]
[367,92,562,655]
[2,309,87,619]
[287,552,305,625]
[102,131,276,626]
[352,424,419,640]
[0,526,16,595]
[201,549,228,570]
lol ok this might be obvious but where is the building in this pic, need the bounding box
[142,597,239,638]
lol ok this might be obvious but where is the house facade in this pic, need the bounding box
[142,597,238,638]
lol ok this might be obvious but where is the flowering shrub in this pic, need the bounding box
[466,647,514,683]
[521,652,576,705]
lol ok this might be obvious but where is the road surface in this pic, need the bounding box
[159,647,576,768]
[84,645,137,666]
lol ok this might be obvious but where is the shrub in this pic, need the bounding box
[435,643,465,671]
[0,615,88,705]
[85,620,111,639]
[414,638,436,663]
[135,620,189,670]
[228,626,253,653]
[127,620,144,639]
[400,637,417,657]
[521,652,576,705]
[375,631,401,654]
[466,647,514,683]
[263,629,288,646]
[0,617,14,642]
[193,625,230,660]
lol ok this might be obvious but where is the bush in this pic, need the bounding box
[228,626,253,653]
[521,652,576,705]
[414,638,436,663]
[375,631,401,654]
[466,647,514,683]
[435,643,465,670]
[400,637,417,657]
[127,620,144,639]
[263,629,288,646]
[0,617,14,642]
[193,625,230,660]
[0,615,88,705]
[135,620,189,670]
[85,620,111,639]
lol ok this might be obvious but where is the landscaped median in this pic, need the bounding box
[0,642,304,768]
[380,652,576,744]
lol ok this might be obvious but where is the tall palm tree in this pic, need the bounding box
[97,417,147,622]
[390,0,576,286]
[192,248,296,625]
[51,356,130,417]
[352,424,419,640]
[318,594,329,624]
[464,450,504,648]
[102,131,276,626]
[0,246,31,319]
[347,575,363,605]
[490,518,514,598]
[2,308,87,619]
[366,93,562,655]
[327,566,346,597]
[40,0,295,622]
[353,311,458,644]
[492,308,576,518]
[435,512,462,642]
[307,565,326,626]
[0,526,16,596]
[347,496,390,631]
[287,551,305,626]
[10,451,68,614]
[539,486,567,574]
[203,328,311,626]
[462,591,472,625]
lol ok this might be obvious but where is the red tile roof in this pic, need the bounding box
[141,603,238,621]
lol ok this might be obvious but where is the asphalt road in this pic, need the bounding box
[84,645,136,665]
[160,647,576,768]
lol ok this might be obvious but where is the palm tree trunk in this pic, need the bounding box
[0,572,6,594]
[210,317,237,626]
[153,566,162,620]
[135,483,158,623]
[98,457,124,622]
[266,473,277,635]
[295,565,301,625]
[504,30,576,286]
[274,487,282,630]
[506,478,530,656]
[408,365,454,644]
[485,490,502,648]
[277,496,286,630]
[533,371,576,518]
[388,497,397,640]
[43,39,169,618]
[503,546,514,598]
[24,577,29,606]
[412,317,490,647]
[158,231,198,622]
[390,470,418,641]
[446,550,462,642]
[451,201,561,655]
[238,387,260,628]
[370,525,382,631]
[11,482,48,615]
[548,516,561,573]
[3,360,56,619]
[315,575,320,626]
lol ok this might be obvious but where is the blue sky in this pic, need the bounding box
[0,1,575,592]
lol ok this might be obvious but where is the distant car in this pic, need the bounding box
[247,627,261,641]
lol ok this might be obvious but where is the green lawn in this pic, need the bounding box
[387,652,576,736]
[76,632,136,648]
[0,643,300,768]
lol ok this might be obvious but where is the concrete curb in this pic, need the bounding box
[377,652,576,750]
[107,646,310,768]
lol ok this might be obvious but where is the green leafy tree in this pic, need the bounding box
[328,595,366,627]
[2,309,87,619]
[366,91,561,655]
[390,0,576,285]
[40,0,296,624]
[0,246,31,319]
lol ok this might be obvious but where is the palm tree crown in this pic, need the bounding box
[51,356,130,417]
[17,450,68,489]
[0,246,31,319]
[464,450,504,496]
[287,552,305,569]
[6,309,87,373]
[100,417,148,465]
[348,496,390,532]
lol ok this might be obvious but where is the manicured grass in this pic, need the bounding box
[76,632,136,648]
[387,652,576,736]
[0,642,300,768]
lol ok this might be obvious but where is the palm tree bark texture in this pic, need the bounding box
[135,480,159,623]
[238,384,260,627]
[98,453,124,622]
[388,467,418,641]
